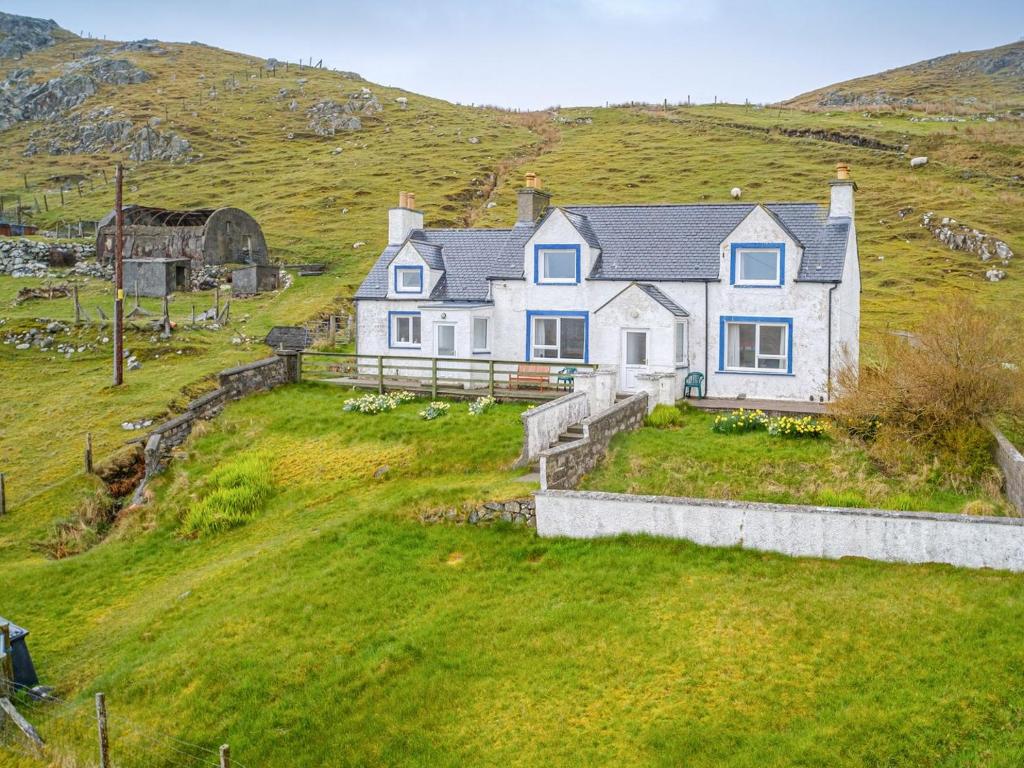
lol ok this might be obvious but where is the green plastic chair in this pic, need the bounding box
[683,371,705,399]
[557,367,577,390]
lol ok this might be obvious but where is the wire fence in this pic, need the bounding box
[1,679,249,768]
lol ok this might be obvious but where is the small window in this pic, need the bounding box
[472,317,489,352]
[674,322,687,366]
[725,321,789,372]
[625,331,647,366]
[436,323,456,357]
[733,245,783,286]
[531,315,586,361]
[391,313,421,347]
[395,266,423,293]
[536,247,579,284]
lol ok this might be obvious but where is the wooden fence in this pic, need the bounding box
[300,351,597,401]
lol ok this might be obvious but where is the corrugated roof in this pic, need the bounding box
[354,202,851,300]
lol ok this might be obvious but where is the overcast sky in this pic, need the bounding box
[8,0,1023,108]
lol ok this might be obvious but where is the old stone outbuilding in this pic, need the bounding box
[96,205,268,296]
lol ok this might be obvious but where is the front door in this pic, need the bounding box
[621,329,649,391]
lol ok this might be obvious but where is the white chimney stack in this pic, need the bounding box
[388,191,424,245]
[829,162,856,219]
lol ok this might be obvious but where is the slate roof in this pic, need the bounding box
[354,202,851,301]
[635,283,690,317]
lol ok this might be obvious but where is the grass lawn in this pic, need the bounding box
[581,407,1012,515]
[3,384,1024,766]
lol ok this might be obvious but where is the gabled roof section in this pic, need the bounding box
[408,239,445,270]
[596,281,690,317]
[768,204,851,282]
[561,209,601,249]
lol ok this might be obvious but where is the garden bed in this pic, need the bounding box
[581,407,1012,515]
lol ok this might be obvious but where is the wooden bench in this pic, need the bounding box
[508,363,552,389]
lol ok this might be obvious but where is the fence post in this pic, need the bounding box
[95,692,111,768]
[219,744,231,768]
[488,361,495,397]
[84,433,93,474]
[431,358,438,400]
[0,472,6,517]
[0,623,12,696]
[377,356,384,394]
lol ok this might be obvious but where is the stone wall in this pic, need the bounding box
[992,426,1024,514]
[535,490,1024,572]
[140,352,299,484]
[539,392,647,490]
[419,498,536,527]
[517,392,590,467]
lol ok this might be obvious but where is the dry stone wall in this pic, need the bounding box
[539,393,647,490]
[992,427,1024,514]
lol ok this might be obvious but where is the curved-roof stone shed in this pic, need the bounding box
[96,205,269,266]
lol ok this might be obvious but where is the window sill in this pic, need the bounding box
[472,350,491,355]
[716,369,794,377]
[389,345,422,350]
[731,284,784,289]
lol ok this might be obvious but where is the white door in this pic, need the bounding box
[621,329,649,391]
[435,323,456,357]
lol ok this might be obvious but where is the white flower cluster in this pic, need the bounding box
[468,396,496,416]
[342,390,415,414]
[419,401,451,421]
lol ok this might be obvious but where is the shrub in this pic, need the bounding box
[342,391,415,415]
[712,408,768,434]
[817,489,867,508]
[38,489,119,559]
[180,453,273,537]
[468,396,496,416]
[767,415,827,438]
[832,296,1023,489]
[419,401,451,421]
[646,404,685,428]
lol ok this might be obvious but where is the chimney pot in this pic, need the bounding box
[399,191,408,208]
[836,162,850,180]
[407,192,416,209]
[525,172,537,189]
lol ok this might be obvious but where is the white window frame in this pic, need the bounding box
[471,316,489,354]
[536,247,579,284]
[390,313,421,348]
[734,247,782,287]
[674,321,688,367]
[725,321,789,372]
[530,315,586,362]
[435,322,456,357]
[394,265,424,293]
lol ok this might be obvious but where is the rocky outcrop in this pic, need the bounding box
[24,110,192,162]
[920,212,1014,278]
[111,39,166,56]
[0,57,150,130]
[307,88,381,136]
[816,90,917,108]
[0,12,60,59]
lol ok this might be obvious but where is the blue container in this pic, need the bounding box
[0,617,39,689]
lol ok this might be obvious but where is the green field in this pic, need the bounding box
[3,385,1024,767]
[582,408,1011,515]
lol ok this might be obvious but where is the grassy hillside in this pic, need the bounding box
[2,19,1024,767]
[786,40,1024,112]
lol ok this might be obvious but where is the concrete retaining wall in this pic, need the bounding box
[535,490,1024,572]
[539,392,647,490]
[992,426,1024,514]
[517,392,590,467]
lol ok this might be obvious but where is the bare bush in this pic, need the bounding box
[831,297,1023,489]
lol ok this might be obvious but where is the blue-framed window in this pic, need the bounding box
[388,311,421,348]
[729,243,785,287]
[533,244,581,285]
[525,310,588,362]
[718,316,793,375]
[393,265,424,294]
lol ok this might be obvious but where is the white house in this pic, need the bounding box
[354,166,860,402]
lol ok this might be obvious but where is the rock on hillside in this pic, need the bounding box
[0,11,61,59]
[786,40,1024,110]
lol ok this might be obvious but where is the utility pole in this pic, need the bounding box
[113,164,124,386]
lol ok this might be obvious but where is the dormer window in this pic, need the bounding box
[534,245,581,284]
[730,243,785,287]
[394,265,424,294]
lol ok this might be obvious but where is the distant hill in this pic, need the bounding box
[786,40,1024,111]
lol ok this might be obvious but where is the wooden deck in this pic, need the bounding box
[683,396,828,416]
[318,375,567,402]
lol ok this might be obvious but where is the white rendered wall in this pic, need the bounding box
[536,490,1024,572]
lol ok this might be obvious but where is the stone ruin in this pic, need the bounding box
[920,212,1013,281]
